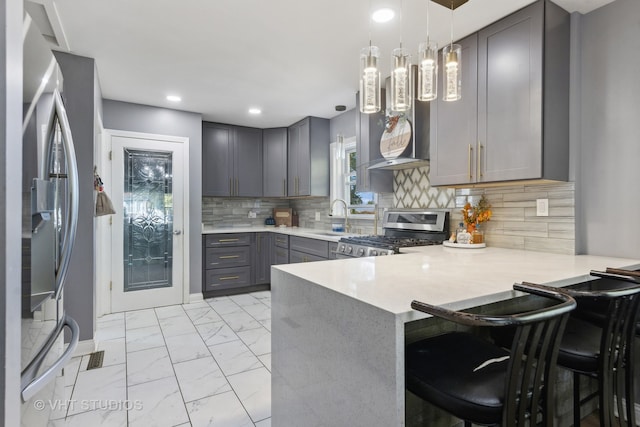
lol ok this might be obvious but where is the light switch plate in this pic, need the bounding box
[536,199,549,217]
[248,211,257,218]
[315,212,321,221]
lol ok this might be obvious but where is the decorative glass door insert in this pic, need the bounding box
[123,149,173,292]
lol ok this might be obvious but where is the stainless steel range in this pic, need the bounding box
[336,209,450,258]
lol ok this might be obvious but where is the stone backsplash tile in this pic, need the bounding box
[393,166,456,209]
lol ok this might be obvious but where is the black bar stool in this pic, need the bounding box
[522,271,640,427]
[406,283,576,426]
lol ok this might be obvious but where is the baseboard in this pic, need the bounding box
[189,292,204,303]
[73,339,96,357]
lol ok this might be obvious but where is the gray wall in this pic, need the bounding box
[102,99,203,295]
[54,52,98,341]
[576,0,640,258]
[329,108,356,139]
[1,0,23,423]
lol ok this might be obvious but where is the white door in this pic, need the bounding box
[110,134,186,312]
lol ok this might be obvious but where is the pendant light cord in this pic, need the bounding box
[450,1,454,50]
[399,0,404,49]
[426,0,430,43]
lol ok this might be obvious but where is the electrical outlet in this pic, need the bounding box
[248,211,257,219]
[536,199,549,217]
[315,212,321,221]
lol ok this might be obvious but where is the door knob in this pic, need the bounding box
[173,230,182,235]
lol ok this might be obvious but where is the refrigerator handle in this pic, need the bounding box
[21,314,79,402]
[49,89,79,299]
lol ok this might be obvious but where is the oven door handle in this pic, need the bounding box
[21,314,79,402]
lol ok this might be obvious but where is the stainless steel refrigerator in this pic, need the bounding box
[20,11,79,425]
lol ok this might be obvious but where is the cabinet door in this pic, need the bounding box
[429,34,479,186]
[263,128,288,197]
[478,1,543,182]
[287,125,299,195]
[289,249,327,264]
[202,123,234,196]
[253,233,271,285]
[234,126,263,197]
[296,118,311,196]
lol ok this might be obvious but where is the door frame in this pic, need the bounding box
[96,129,190,316]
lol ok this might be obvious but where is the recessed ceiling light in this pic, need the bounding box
[372,8,394,23]
[248,108,262,115]
[166,95,181,102]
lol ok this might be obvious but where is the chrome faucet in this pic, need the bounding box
[330,198,349,233]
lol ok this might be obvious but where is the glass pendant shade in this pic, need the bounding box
[443,44,462,101]
[390,47,412,112]
[359,46,381,114]
[417,41,438,101]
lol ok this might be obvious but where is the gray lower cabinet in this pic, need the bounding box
[272,234,289,265]
[288,236,331,263]
[263,128,288,197]
[429,0,569,186]
[287,117,330,196]
[253,233,271,285]
[328,242,339,260]
[202,122,263,197]
[203,233,253,293]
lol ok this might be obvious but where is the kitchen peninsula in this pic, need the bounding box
[271,246,640,426]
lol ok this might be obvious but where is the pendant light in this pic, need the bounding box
[390,0,412,112]
[360,44,381,114]
[359,3,381,114]
[443,1,461,101]
[417,0,437,102]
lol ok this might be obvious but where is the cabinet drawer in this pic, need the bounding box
[205,246,251,268]
[273,247,289,265]
[273,234,289,249]
[205,233,251,247]
[289,249,327,264]
[204,266,251,291]
[328,242,339,260]
[290,236,329,258]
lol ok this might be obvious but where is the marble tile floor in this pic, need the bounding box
[51,291,272,427]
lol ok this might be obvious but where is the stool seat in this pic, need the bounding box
[556,316,601,373]
[406,332,509,425]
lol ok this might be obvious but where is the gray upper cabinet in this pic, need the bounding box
[355,90,393,193]
[430,0,569,186]
[430,34,479,186]
[287,117,330,197]
[202,122,263,197]
[263,128,288,197]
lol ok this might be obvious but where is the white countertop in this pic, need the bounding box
[272,245,640,322]
[202,226,354,242]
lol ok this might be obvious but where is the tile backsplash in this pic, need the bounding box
[392,166,575,255]
[202,165,576,254]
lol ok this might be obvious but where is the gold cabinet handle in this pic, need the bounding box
[295,177,299,195]
[218,238,239,242]
[478,143,484,179]
[235,178,239,196]
[219,255,240,259]
[219,276,240,281]
[229,178,233,196]
[283,179,286,196]
[468,144,473,181]
[257,235,260,254]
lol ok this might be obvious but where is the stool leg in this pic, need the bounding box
[464,421,472,427]
[573,373,581,427]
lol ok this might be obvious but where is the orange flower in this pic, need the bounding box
[461,195,492,226]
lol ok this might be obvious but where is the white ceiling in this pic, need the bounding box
[48,0,615,129]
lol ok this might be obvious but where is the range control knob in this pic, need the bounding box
[379,251,388,256]
[357,248,365,256]
[370,250,378,256]
[346,245,353,254]
[338,244,346,253]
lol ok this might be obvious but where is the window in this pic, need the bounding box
[330,137,376,218]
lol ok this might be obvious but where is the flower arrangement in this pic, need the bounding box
[462,195,492,231]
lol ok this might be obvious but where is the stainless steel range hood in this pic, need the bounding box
[367,67,430,171]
